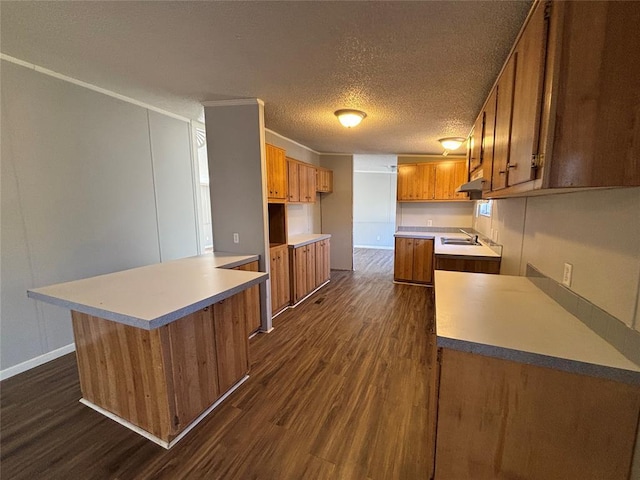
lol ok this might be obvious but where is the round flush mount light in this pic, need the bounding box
[438,137,466,151]
[335,109,367,128]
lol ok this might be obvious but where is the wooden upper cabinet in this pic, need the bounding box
[507,0,548,187]
[398,161,466,202]
[397,164,419,200]
[286,159,316,203]
[316,168,333,193]
[478,1,640,198]
[287,159,300,202]
[266,144,287,201]
[481,89,498,192]
[492,55,516,192]
[545,1,640,188]
[469,114,484,173]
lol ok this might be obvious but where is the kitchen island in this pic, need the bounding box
[27,253,268,448]
[433,270,640,479]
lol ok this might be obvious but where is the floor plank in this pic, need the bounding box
[1,248,437,479]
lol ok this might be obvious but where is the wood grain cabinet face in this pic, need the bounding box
[435,348,640,479]
[316,168,333,193]
[71,289,252,443]
[232,261,261,335]
[398,162,467,202]
[394,237,434,284]
[290,239,330,304]
[266,144,287,200]
[507,0,547,187]
[287,160,316,203]
[477,1,640,197]
[270,245,290,315]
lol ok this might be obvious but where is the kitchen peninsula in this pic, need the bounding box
[27,253,268,449]
[433,270,640,479]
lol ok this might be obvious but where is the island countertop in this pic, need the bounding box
[435,270,640,384]
[27,253,267,330]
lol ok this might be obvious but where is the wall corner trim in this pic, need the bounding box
[0,343,75,381]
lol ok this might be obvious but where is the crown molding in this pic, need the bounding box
[264,128,321,155]
[1,53,191,123]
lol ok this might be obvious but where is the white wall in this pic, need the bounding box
[473,188,640,330]
[354,172,397,248]
[396,202,475,228]
[320,155,354,270]
[1,60,199,375]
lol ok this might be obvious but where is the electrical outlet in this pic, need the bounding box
[562,263,573,287]
[233,233,239,244]
[376,235,381,241]
[427,220,433,226]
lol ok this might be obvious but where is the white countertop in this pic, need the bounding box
[288,233,332,248]
[394,231,500,258]
[28,253,267,330]
[435,270,640,384]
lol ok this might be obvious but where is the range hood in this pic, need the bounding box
[456,178,484,200]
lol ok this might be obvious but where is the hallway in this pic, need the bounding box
[1,249,437,479]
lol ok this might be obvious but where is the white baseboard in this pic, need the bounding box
[0,343,76,381]
[354,245,394,250]
[80,374,250,449]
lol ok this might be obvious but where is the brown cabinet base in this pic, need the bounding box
[71,289,251,447]
[435,348,640,479]
[435,255,501,274]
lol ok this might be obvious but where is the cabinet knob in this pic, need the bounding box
[507,163,517,169]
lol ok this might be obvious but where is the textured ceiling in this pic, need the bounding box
[1,1,531,155]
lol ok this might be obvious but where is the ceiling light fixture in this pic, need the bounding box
[335,109,367,128]
[438,137,466,151]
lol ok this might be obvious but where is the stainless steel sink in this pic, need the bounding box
[440,237,481,246]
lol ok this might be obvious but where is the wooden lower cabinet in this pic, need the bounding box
[71,290,251,444]
[232,261,261,334]
[435,255,501,274]
[394,237,434,284]
[290,238,330,304]
[434,348,640,480]
[315,239,330,286]
[269,244,290,315]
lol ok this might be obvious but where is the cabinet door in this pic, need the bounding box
[287,160,300,202]
[304,165,317,202]
[315,239,330,286]
[293,246,308,302]
[270,249,280,315]
[469,114,484,173]
[306,243,317,290]
[316,168,333,193]
[434,162,457,200]
[418,163,437,200]
[492,55,516,191]
[266,144,287,200]
[233,261,261,334]
[482,89,497,192]
[397,164,418,200]
[278,247,290,308]
[452,162,469,200]
[213,292,249,393]
[507,1,548,186]
[413,238,434,284]
[394,237,415,281]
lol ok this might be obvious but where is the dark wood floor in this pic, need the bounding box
[1,248,437,480]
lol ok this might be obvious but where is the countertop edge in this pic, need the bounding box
[437,336,640,386]
[28,272,268,330]
[288,233,332,248]
[213,254,260,269]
